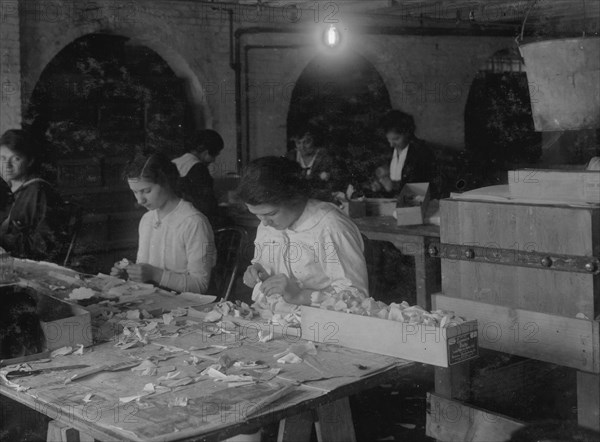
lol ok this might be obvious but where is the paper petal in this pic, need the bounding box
[277,352,302,364]
[51,346,73,358]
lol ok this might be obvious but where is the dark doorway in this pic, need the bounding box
[463,49,542,189]
[287,52,392,187]
[22,33,192,273]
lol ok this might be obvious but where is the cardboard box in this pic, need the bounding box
[300,306,478,367]
[396,182,430,226]
[37,292,93,351]
[339,200,366,218]
[364,198,397,216]
[0,286,92,365]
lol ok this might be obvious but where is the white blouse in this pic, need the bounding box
[252,199,368,297]
[137,200,215,293]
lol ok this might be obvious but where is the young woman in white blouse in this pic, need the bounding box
[237,156,368,306]
[110,153,215,293]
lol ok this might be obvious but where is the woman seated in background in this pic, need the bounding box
[287,125,349,201]
[367,110,438,199]
[0,129,68,261]
[236,156,368,306]
[110,153,216,293]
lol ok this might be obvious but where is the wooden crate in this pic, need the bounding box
[440,198,599,319]
[300,306,478,367]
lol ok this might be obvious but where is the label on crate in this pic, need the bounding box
[447,330,478,365]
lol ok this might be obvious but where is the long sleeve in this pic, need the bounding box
[137,201,216,294]
[251,200,369,299]
[158,216,215,293]
[318,225,368,297]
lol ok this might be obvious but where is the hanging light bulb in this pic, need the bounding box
[324,25,340,48]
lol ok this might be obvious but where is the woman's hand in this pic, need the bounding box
[127,263,163,284]
[375,166,393,192]
[261,274,301,299]
[243,263,269,288]
[110,263,128,280]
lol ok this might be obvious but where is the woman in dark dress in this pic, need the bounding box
[0,129,67,261]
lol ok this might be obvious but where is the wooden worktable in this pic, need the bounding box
[1,261,416,442]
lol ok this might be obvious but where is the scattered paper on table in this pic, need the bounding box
[51,346,73,358]
[163,313,174,325]
[277,353,302,364]
[126,310,140,320]
[167,397,188,407]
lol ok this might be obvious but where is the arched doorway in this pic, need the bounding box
[287,52,392,187]
[25,33,192,163]
[463,48,542,188]
[23,33,194,272]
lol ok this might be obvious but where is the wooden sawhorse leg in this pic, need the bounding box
[278,397,357,442]
[46,420,94,442]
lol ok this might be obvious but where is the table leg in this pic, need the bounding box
[315,397,357,442]
[434,363,471,402]
[277,411,313,442]
[414,237,441,311]
[577,371,600,431]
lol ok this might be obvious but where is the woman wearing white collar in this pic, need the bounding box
[236,156,368,306]
[110,153,216,293]
[0,129,67,260]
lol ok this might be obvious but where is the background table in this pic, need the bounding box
[346,217,440,311]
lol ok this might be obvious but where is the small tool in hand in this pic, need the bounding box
[65,360,141,384]
[6,365,89,380]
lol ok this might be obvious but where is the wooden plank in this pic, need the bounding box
[433,294,598,372]
[278,411,314,442]
[315,397,356,442]
[441,260,596,318]
[577,371,600,432]
[301,306,478,367]
[508,169,600,204]
[426,393,524,441]
[353,216,440,239]
[441,199,598,256]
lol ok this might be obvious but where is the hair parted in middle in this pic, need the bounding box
[123,152,179,192]
[234,156,310,206]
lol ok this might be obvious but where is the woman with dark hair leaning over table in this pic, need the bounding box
[368,109,439,199]
[110,152,216,293]
[236,156,368,308]
[0,128,68,261]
